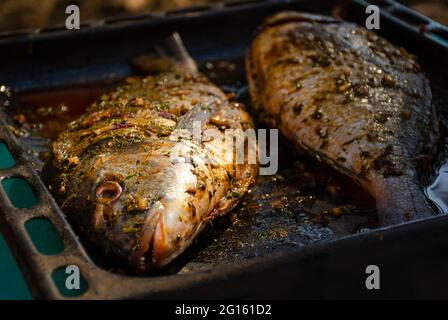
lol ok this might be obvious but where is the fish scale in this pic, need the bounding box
[246,11,438,225]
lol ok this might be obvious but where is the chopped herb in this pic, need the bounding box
[125,173,137,180]
[226,189,241,199]
[122,225,140,234]
[293,103,303,115]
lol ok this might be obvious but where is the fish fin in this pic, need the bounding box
[156,32,198,77]
[131,32,198,76]
[374,174,436,226]
[131,54,178,75]
[206,163,258,221]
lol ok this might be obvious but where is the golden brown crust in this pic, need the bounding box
[246,12,436,225]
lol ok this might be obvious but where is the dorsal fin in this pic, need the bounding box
[156,32,198,76]
[131,32,198,76]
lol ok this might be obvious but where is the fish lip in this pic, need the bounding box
[130,215,204,271]
[129,209,161,273]
[151,221,204,268]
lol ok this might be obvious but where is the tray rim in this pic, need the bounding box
[0,0,447,299]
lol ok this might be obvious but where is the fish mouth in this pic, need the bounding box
[152,220,204,268]
[128,199,204,272]
[129,208,161,273]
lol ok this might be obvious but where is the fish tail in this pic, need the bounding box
[374,174,435,226]
[156,32,198,77]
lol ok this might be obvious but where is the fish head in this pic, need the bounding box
[67,141,209,272]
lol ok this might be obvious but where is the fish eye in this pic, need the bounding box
[96,181,123,202]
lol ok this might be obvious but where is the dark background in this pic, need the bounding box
[0,0,447,33]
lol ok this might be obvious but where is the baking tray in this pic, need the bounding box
[0,0,448,299]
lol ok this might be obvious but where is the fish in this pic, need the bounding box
[43,33,257,272]
[246,12,438,226]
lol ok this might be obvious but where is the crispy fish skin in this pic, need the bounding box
[246,11,437,225]
[43,72,257,272]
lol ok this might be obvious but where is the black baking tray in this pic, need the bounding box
[0,0,448,299]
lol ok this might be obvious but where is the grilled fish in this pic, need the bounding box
[246,12,438,225]
[43,34,257,272]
